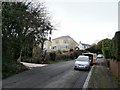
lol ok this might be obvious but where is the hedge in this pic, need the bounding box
[111,31,120,61]
[102,31,120,61]
[115,31,120,61]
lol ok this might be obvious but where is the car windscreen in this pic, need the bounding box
[97,57,103,58]
[76,57,89,61]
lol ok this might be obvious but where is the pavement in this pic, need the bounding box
[86,64,119,88]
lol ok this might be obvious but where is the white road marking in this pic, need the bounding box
[82,65,94,89]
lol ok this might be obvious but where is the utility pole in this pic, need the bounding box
[118,1,120,31]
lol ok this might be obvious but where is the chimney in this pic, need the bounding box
[49,37,51,42]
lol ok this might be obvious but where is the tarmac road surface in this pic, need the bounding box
[2,60,89,88]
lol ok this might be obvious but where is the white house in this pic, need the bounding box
[78,41,91,50]
[51,36,79,51]
[43,36,79,51]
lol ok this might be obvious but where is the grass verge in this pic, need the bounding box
[2,62,28,79]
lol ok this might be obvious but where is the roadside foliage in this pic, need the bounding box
[2,1,53,78]
[86,31,120,61]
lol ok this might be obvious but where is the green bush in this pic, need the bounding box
[102,47,111,59]
[113,31,120,61]
[50,52,56,61]
[2,61,28,79]
[111,37,117,59]
[101,38,112,58]
[109,31,120,61]
[56,50,62,54]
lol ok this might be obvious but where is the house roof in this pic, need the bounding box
[81,43,91,46]
[52,35,79,45]
[52,35,71,40]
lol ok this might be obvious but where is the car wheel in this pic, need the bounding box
[74,67,77,70]
[87,68,90,71]
[87,67,90,71]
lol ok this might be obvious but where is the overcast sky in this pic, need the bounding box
[38,0,119,44]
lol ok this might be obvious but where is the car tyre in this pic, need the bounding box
[74,67,77,70]
[87,66,90,71]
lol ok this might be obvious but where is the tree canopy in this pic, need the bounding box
[85,38,111,55]
[2,1,54,62]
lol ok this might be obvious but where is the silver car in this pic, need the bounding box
[74,55,90,70]
[96,54,104,64]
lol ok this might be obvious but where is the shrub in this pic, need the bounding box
[56,50,62,54]
[113,31,120,61]
[2,61,28,79]
[49,52,56,61]
[108,31,120,61]
[102,47,110,59]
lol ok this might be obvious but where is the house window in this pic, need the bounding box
[66,46,67,49]
[56,40,59,44]
[64,39,67,44]
[52,46,56,49]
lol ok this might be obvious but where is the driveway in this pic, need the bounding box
[2,60,89,88]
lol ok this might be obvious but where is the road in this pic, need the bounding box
[2,60,89,88]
